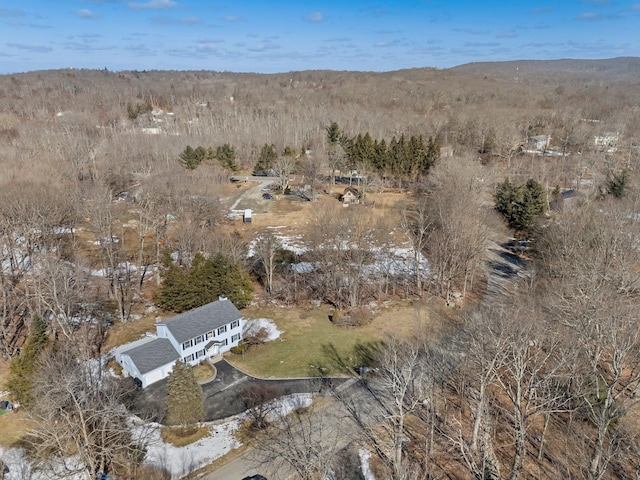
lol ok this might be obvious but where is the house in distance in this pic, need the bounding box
[115,297,243,387]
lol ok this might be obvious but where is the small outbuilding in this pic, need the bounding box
[339,187,360,205]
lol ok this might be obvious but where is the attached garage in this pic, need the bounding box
[116,338,180,388]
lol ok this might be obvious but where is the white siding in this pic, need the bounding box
[179,318,244,364]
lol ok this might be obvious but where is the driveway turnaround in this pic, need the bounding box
[129,359,348,422]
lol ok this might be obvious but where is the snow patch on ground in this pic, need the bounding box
[359,449,376,480]
[1,394,313,480]
[143,420,241,479]
[143,392,311,478]
[246,233,307,256]
[243,318,281,341]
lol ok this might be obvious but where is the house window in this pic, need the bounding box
[217,325,227,335]
[206,331,214,339]
[231,333,241,342]
[223,338,228,346]
[231,320,240,329]
[195,335,204,344]
[182,341,190,350]
[184,354,194,362]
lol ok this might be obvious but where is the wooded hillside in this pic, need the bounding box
[2,58,640,479]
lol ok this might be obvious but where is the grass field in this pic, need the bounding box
[227,299,449,378]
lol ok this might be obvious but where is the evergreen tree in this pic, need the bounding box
[208,252,253,308]
[215,144,238,172]
[423,136,440,174]
[154,252,191,312]
[155,252,253,312]
[178,145,202,170]
[326,121,344,146]
[604,169,630,199]
[495,178,547,234]
[166,360,204,427]
[282,145,296,158]
[7,315,48,407]
[253,143,278,175]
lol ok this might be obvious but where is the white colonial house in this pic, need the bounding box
[115,298,243,387]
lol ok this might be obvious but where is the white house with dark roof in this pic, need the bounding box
[115,298,243,388]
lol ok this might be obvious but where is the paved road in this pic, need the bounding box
[202,378,362,480]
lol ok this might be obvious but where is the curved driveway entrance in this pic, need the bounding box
[132,359,348,423]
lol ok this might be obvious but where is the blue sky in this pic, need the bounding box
[1,0,639,73]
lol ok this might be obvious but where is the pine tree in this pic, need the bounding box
[253,143,278,175]
[208,252,253,308]
[495,178,546,234]
[424,136,440,174]
[178,145,202,170]
[7,315,49,407]
[604,169,630,198]
[166,360,204,428]
[155,252,253,312]
[326,121,344,146]
[154,252,191,313]
[215,144,238,172]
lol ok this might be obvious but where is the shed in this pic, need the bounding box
[339,187,360,205]
[244,209,252,224]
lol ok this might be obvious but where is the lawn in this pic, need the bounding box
[227,300,446,378]
[103,312,158,352]
[193,362,216,382]
[0,358,35,447]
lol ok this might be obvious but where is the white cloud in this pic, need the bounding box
[76,9,102,19]
[306,11,324,23]
[577,12,599,20]
[128,0,177,11]
[151,15,201,25]
[7,42,52,53]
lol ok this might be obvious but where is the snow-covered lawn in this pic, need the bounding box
[247,229,429,280]
[143,419,241,479]
[142,392,311,478]
[1,394,313,480]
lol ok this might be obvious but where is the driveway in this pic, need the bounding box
[128,359,347,423]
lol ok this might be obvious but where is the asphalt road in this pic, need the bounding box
[202,378,363,480]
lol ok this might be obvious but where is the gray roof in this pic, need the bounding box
[158,299,242,344]
[120,338,180,375]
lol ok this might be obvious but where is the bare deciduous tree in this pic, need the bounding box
[252,232,282,294]
[407,156,491,300]
[535,199,640,479]
[254,396,341,480]
[26,340,151,479]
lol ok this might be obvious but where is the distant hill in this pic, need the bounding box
[448,57,640,86]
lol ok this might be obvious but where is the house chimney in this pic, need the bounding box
[219,295,227,302]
